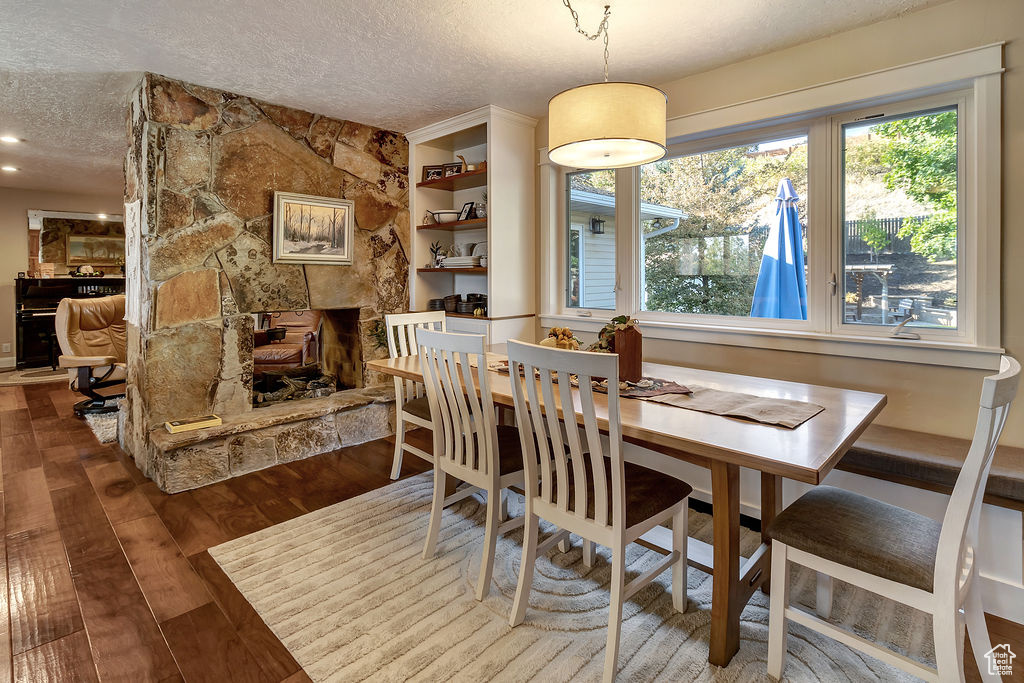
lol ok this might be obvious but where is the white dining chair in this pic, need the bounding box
[384,311,446,479]
[416,329,526,601]
[766,355,1020,682]
[505,340,692,683]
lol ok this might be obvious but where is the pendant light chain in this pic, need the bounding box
[561,0,611,82]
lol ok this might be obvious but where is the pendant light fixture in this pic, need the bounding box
[548,1,667,169]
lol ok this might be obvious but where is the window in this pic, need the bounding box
[539,45,1001,368]
[640,134,808,318]
[840,107,959,331]
[566,169,616,310]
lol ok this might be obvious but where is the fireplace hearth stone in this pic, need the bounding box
[147,385,396,493]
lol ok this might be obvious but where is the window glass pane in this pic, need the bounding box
[567,170,616,309]
[639,135,808,318]
[842,107,958,329]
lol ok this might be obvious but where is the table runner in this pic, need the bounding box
[478,354,823,429]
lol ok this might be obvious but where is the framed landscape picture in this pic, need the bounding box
[66,235,125,266]
[272,192,355,265]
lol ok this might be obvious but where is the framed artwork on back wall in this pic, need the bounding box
[272,192,355,266]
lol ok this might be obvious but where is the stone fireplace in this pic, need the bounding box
[120,74,410,493]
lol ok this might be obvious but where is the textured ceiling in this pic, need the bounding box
[0,0,942,196]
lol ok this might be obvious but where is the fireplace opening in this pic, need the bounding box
[251,308,363,407]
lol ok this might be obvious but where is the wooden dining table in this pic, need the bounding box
[367,348,887,667]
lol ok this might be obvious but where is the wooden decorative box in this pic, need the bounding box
[614,326,643,383]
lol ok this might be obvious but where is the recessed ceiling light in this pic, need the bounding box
[97,214,108,219]
[0,136,20,144]
[1,166,18,172]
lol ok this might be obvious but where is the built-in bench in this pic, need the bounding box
[838,424,1024,512]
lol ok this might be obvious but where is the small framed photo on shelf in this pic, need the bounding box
[442,162,463,178]
[458,202,475,221]
[422,165,444,182]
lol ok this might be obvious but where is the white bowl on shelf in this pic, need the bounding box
[428,210,461,224]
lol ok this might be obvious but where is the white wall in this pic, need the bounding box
[0,187,123,367]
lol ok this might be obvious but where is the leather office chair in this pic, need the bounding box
[252,310,323,377]
[55,294,127,416]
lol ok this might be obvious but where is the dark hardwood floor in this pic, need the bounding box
[0,381,1019,681]
[0,381,430,682]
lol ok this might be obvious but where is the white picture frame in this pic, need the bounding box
[272,191,355,265]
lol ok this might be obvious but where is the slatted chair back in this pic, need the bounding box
[935,355,1020,597]
[506,340,624,530]
[416,329,498,488]
[384,312,446,406]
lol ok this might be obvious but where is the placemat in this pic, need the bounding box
[644,385,824,429]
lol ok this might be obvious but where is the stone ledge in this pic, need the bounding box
[147,385,397,493]
[150,385,394,450]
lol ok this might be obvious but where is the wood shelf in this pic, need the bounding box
[416,267,487,274]
[416,168,487,191]
[414,311,492,320]
[415,217,487,232]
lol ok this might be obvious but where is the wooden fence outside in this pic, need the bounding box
[845,215,928,255]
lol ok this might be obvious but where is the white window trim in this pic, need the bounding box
[538,44,1004,370]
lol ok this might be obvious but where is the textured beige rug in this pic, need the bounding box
[0,367,68,386]
[210,473,935,682]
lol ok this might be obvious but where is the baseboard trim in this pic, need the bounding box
[0,357,16,369]
[980,574,1024,624]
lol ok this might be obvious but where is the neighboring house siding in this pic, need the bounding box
[572,214,616,309]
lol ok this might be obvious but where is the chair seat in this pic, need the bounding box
[766,485,941,592]
[564,456,692,527]
[401,396,432,422]
[253,344,303,364]
[495,425,528,475]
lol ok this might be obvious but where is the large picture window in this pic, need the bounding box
[542,47,1001,367]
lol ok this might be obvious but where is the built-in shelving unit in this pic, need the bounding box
[407,105,538,344]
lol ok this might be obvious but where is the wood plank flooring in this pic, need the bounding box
[0,381,1019,681]
[0,382,429,682]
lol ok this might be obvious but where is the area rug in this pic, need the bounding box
[0,367,68,386]
[80,398,122,443]
[210,473,935,682]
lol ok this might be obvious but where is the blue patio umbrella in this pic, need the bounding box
[750,179,808,320]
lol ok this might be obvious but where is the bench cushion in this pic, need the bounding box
[839,424,1024,510]
[767,485,941,592]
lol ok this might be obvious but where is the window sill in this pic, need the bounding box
[539,313,1004,370]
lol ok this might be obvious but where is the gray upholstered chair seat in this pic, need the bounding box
[766,485,941,591]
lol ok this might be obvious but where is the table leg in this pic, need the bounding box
[710,461,741,667]
[760,473,782,595]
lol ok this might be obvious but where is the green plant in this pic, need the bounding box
[857,210,891,262]
[587,315,637,353]
[873,110,958,262]
[369,319,389,350]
